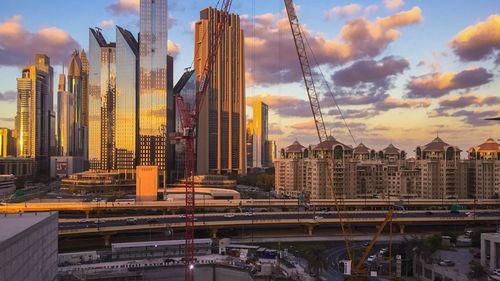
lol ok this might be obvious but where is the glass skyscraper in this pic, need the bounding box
[67,50,85,157]
[139,0,174,185]
[88,28,116,171]
[116,26,139,173]
[252,101,268,168]
[57,71,74,156]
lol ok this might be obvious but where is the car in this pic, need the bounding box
[56,196,63,199]
[425,211,433,216]
[78,219,89,224]
[244,212,254,217]
[223,214,235,218]
[367,255,376,262]
[450,210,460,214]
[126,218,137,225]
[362,242,370,247]
[313,216,324,220]
[438,260,455,266]
[177,214,186,218]
[379,248,388,254]
[493,268,500,276]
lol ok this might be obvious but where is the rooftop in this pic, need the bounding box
[0,212,56,244]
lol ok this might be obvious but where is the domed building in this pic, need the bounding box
[415,137,463,199]
[379,143,402,161]
[466,138,500,199]
[275,141,307,198]
[353,143,371,160]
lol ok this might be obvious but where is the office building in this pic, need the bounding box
[195,7,246,175]
[138,0,175,186]
[80,49,89,128]
[15,54,55,174]
[67,50,86,157]
[136,166,158,201]
[0,157,35,177]
[57,71,74,156]
[0,128,16,157]
[0,212,58,281]
[467,138,500,199]
[88,28,116,171]
[246,119,254,169]
[252,101,268,168]
[264,140,277,167]
[115,26,139,174]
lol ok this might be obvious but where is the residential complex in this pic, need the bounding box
[195,7,246,175]
[275,137,500,200]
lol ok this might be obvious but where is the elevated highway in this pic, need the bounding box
[58,210,500,241]
[2,198,499,215]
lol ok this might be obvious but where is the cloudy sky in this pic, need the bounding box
[0,0,499,155]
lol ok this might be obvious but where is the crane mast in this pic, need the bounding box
[284,0,328,143]
[283,0,394,280]
[174,1,233,280]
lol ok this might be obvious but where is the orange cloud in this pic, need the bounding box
[450,15,500,61]
[325,4,362,20]
[167,40,180,58]
[384,0,404,10]
[0,15,80,65]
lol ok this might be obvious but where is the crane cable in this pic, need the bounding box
[300,25,357,145]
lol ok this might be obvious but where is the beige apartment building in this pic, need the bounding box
[275,136,500,200]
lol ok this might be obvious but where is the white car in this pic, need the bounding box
[244,212,254,217]
[313,216,324,220]
[438,260,455,266]
[223,214,235,218]
[493,268,500,276]
[367,255,376,262]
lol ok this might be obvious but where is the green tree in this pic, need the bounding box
[303,246,328,280]
[468,261,488,281]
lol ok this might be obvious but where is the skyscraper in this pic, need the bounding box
[15,54,55,173]
[88,28,116,171]
[195,7,246,175]
[0,128,16,157]
[80,49,89,159]
[115,26,139,174]
[138,0,175,185]
[57,70,74,156]
[252,101,268,168]
[67,50,85,157]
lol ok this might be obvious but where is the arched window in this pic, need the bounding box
[446,147,454,160]
[334,145,343,159]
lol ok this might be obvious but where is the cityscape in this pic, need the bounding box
[0,0,499,281]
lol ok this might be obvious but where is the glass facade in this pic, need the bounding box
[88,28,116,171]
[67,51,84,157]
[115,26,139,172]
[252,101,268,168]
[139,0,174,184]
[57,72,74,156]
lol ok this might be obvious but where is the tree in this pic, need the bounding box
[468,261,488,281]
[303,246,328,280]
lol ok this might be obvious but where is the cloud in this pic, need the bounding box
[99,19,114,29]
[325,4,361,20]
[374,97,430,111]
[168,40,180,58]
[451,109,500,126]
[406,67,493,98]
[246,94,311,117]
[243,7,422,85]
[328,108,379,119]
[269,123,284,135]
[108,0,139,15]
[0,117,14,122]
[0,90,16,102]
[0,15,80,66]
[384,0,404,10]
[332,56,409,87]
[439,93,500,108]
[449,15,500,62]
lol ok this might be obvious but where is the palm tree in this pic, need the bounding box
[303,246,328,280]
[468,261,488,281]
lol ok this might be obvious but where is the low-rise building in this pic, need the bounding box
[0,157,35,178]
[481,232,500,271]
[0,174,16,200]
[0,212,58,281]
[60,171,135,195]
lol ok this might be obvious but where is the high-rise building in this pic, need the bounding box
[0,128,16,157]
[80,49,89,127]
[138,0,175,186]
[264,140,277,167]
[67,50,85,157]
[57,70,74,156]
[15,54,55,174]
[246,119,254,170]
[115,26,139,174]
[467,138,500,199]
[195,7,246,175]
[252,101,268,168]
[88,28,116,171]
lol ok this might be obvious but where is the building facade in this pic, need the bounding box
[115,26,139,175]
[138,0,175,186]
[57,71,74,156]
[467,138,500,199]
[67,50,87,158]
[15,54,55,174]
[88,28,116,171]
[0,128,16,157]
[195,7,246,176]
[252,101,268,168]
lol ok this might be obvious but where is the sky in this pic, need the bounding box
[0,0,499,156]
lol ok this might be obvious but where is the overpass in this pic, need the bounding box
[58,210,500,243]
[2,198,499,216]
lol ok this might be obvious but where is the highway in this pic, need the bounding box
[2,198,500,214]
[57,210,500,236]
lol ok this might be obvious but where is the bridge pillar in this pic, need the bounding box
[85,211,90,219]
[399,224,405,234]
[104,234,111,246]
[210,228,218,239]
[305,224,315,236]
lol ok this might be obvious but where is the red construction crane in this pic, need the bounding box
[173,1,233,281]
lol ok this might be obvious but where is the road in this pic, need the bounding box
[58,210,500,231]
